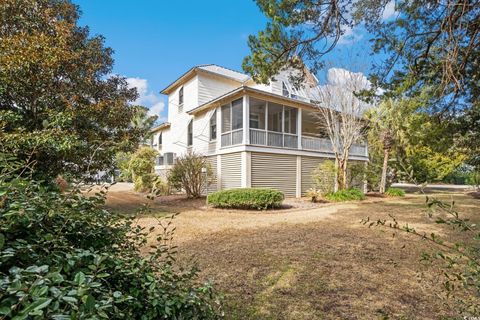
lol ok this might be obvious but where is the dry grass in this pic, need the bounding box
[105,189,480,319]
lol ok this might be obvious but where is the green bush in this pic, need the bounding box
[385,187,406,197]
[207,188,284,210]
[128,146,158,192]
[0,157,221,319]
[325,187,366,202]
[312,160,337,195]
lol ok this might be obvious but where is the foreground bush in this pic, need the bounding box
[208,188,284,210]
[0,159,221,319]
[325,187,366,202]
[385,187,406,197]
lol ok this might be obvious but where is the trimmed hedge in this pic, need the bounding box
[385,187,406,197]
[207,188,284,210]
[325,187,366,202]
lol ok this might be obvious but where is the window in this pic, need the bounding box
[156,156,164,166]
[221,104,231,133]
[267,102,283,132]
[179,86,184,106]
[284,107,297,134]
[210,110,217,141]
[249,98,266,129]
[187,120,193,146]
[231,98,243,130]
[282,81,290,97]
[164,152,175,165]
[158,132,162,146]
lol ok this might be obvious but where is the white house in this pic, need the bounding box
[150,64,368,197]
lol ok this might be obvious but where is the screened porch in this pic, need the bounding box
[219,96,368,157]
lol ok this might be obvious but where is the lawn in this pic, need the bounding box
[105,187,480,319]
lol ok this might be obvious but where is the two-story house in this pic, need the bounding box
[151,64,368,197]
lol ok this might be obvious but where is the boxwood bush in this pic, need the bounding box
[385,187,406,197]
[207,188,284,210]
[325,187,366,202]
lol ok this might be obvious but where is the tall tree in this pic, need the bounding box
[312,68,370,190]
[367,98,397,193]
[0,0,152,179]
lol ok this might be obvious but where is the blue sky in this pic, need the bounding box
[75,1,395,121]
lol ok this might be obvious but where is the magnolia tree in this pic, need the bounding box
[312,68,371,191]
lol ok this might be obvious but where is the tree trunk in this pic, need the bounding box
[379,147,390,194]
[334,157,339,192]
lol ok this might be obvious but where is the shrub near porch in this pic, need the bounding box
[207,188,284,210]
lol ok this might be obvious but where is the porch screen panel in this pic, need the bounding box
[249,98,266,129]
[284,107,297,134]
[231,98,243,130]
[221,104,231,133]
[267,103,283,132]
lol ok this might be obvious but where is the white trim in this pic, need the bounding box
[216,154,222,190]
[296,156,302,198]
[243,96,249,145]
[216,144,368,161]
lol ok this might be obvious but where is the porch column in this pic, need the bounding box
[241,151,251,188]
[243,95,249,145]
[296,155,302,198]
[297,108,302,149]
[216,106,222,151]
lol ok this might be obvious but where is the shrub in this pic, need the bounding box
[312,160,336,194]
[168,151,213,198]
[0,157,222,319]
[207,188,284,210]
[325,187,366,202]
[305,188,323,203]
[385,187,406,197]
[128,146,158,192]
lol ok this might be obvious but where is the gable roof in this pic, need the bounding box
[187,86,317,115]
[160,64,250,95]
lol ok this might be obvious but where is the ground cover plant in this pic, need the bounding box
[324,187,365,202]
[0,157,222,319]
[207,188,284,210]
[385,187,406,197]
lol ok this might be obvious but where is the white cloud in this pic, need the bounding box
[382,1,397,20]
[337,25,364,45]
[126,77,166,120]
[327,67,371,90]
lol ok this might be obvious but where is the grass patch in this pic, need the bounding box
[385,187,406,197]
[207,188,284,210]
[325,187,366,202]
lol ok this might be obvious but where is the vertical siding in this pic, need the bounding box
[221,152,242,189]
[251,152,297,197]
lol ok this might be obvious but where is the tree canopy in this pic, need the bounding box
[0,0,155,179]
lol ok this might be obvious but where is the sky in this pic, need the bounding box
[75,0,396,121]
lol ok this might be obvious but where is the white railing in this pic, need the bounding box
[350,143,368,157]
[250,129,266,145]
[249,129,298,149]
[284,134,298,149]
[267,131,283,147]
[302,136,333,152]
[221,129,243,147]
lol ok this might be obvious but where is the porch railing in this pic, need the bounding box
[221,129,243,147]
[249,129,298,149]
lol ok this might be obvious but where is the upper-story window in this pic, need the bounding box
[187,120,193,146]
[210,110,217,141]
[158,132,162,148]
[178,86,184,112]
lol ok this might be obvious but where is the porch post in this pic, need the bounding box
[243,95,249,145]
[297,108,302,149]
[217,106,222,151]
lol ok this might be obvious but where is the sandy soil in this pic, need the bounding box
[104,189,480,319]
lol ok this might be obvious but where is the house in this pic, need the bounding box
[150,64,368,197]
